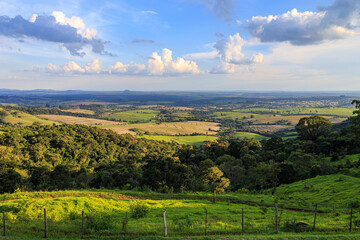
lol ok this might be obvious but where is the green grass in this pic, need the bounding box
[234,107,354,117]
[274,174,360,211]
[139,135,218,146]
[0,108,58,126]
[234,132,270,141]
[0,189,358,239]
[105,110,160,122]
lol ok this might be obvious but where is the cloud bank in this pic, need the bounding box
[0,11,113,56]
[246,0,360,45]
[46,48,200,76]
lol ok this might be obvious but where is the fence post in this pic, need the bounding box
[204,208,208,236]
[81,210,84,238]
[350,206,353,232]
[275,203,278,234]
[2,210,5,237]
[242,208,244,234]
[44,208,48,238]
[312,204,317,232]
[123,212,127,240]
[163,211,167,237]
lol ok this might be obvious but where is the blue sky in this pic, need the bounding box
[0,0,359,91]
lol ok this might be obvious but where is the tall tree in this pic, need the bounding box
[203,166,230,203]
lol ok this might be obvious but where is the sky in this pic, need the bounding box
[0,0,359,91]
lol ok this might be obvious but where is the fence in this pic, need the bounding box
[1,202,359,239]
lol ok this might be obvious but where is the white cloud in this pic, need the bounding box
[109,62,146,74]
[51,11,97,40]
[85,59,102,73]
[46,48,200,76]
[47,61,85,74]
[213,33,264,71]
[147,48,200,75]
[246,0,360,45]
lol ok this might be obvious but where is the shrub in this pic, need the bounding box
[130,201,150,219]
[86,213,117,231]
[282,218,310,232]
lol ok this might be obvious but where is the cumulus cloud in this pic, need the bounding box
[0,11,113,56]
[47,62,85,74]
[147,48,200,75]
[214,33,264,65]
[46,48,200,76]
[246,0,360,45]
[197,0,235,22]
[109,62,146,74]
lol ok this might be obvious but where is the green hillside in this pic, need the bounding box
[274,174,360,211]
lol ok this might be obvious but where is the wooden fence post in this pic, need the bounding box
[2,210,5,237]
[44,208,48,238]
[163,211,167,237]
[242,208,244,234]
[275,203,278,234]
[350,206,353,232]
[204,208,208,236]
[123,212,127,240]
[312,204,317,232]
[81,210,84,238]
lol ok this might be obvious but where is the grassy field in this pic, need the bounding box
[1,109,58,126]
[140,135,218,146]
[234,107,354,117]
[60,109,95,115]
[100,121,220,136]
[234,132,270,141]
[105,109,160,122]
[37,115,123,126]
[0,183,359,239]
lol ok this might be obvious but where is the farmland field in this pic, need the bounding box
[105,109,160,122]
[100,121,220,136]
[140,135,218,145]
[234,107,354,117]
[37,115,123,126]
[1,108,58,126]
[61,109,95,115]
[234,132,270,141]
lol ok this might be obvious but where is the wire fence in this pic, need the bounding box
[1,202,359,239]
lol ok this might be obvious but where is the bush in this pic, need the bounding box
[282,218,310,232]
[130,201,150,219]
[86,213,117,231]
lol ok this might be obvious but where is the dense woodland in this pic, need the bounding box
[1,102,360,195]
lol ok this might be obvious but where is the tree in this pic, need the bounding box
[203,166,230,203]
[295,116,332,141]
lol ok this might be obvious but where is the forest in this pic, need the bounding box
[1,101,360,196]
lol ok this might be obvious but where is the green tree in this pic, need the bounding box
[203,166,230,203]
[295,116,332,141]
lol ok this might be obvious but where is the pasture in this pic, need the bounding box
[1,174,360,239]
[60,109,95,115]
[100,121,220,136]
[37,115,123,126]
[105,109,160,122]
[140,135,218,146]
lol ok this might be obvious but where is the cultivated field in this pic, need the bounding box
[140,135,218,146]
[105,109,160,122]
[1,109,58,126]
[235,107,354,117]
[61,109,95,115]
[234,132,270,141]
[100,121,220,136]
[37,115,123,126]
